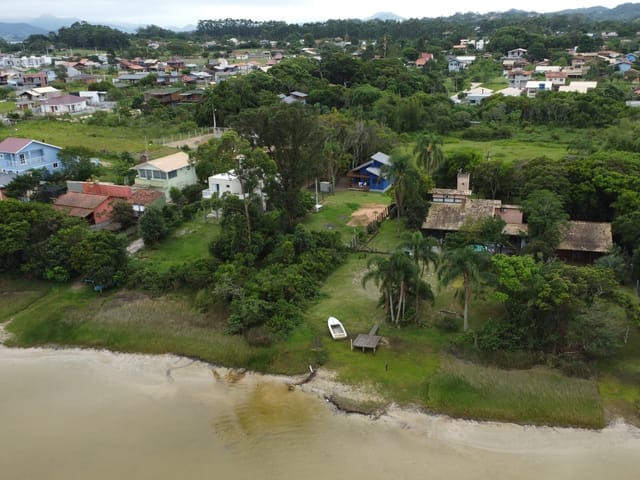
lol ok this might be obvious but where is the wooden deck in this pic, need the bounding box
[351,324,381,353]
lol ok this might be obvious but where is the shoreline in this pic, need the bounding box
[2,320,639,439]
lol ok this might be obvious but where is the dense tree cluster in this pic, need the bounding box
[0,200,128,286]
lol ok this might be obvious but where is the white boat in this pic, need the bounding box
[327,316,348,340]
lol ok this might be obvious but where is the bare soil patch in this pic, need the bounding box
[346,203,388,227]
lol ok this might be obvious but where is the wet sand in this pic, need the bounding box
[1,343,639,480]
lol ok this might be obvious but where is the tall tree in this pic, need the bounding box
[521,189,568,260]
[381,151,417,223]
[232,102,324,228]
[362,251,420,326]
[438,245,490,331]
[399,232,438,316]
[413,133,444,175]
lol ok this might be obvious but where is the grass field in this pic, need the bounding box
[303,189,392,241]
[428,356,605,428]
[5,119,173,154]
[132,217,220,273]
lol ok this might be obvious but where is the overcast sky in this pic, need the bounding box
[4,1,630,28]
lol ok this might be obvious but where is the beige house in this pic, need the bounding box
[133,152,198,201]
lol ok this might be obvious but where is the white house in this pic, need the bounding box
[448,56,476,72]
[525,80,553,98]
[507,48,528,59]
[464,87,494,105]
[558,81,598,93]
[202,169,266,210]
[40,95,88,115]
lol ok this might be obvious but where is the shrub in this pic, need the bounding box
[553,356,594,379]
[434,316,460,332]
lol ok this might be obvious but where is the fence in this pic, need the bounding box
[349,204,394,252]
[150,127,228,146]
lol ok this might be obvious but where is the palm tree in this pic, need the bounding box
[362,252,418,326]
[399,231,439,317]
[381,151,416,223]
[413,133,444,176]
[437,245,489,332]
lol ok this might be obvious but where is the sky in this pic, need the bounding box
[3,1,631,28]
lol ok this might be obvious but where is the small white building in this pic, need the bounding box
[558,81,598,93]
[525,80,553,98]
[40,95,88,115]
[202,169,266,210]
[202,170,244,199]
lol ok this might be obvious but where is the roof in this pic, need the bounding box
[32,86,60,94]
[41,95,87,106]
[557,221,612,253]
[422,199,500,232]
[496,87,524,97]
[145,88,182,95]
[135,151,191,173]
[370,151,391,165]
[130,188,164,205]
[0,137,32,153]
[54,191,110,210]
[558,81,598,93]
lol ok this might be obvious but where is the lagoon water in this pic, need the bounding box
[1,345,639,480]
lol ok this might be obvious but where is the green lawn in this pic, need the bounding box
[303,190,392,242]
[132,217,220,273]
[0,101,16,114]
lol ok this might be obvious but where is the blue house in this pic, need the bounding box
[615,59,633,73]
[347,151,393,192]
[0,137,63,175]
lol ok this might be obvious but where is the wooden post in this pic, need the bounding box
[350,338,353,351]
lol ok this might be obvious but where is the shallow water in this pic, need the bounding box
[1,346,639,480]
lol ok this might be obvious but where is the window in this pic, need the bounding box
[19,153,26,165]
[168,170,177,179]
[52,162,59,169]
[153,170,166,180]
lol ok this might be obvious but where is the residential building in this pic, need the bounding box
[0,137,62,174]
[508,69,532,89]
[133,151,198,201]
[507,48,528,59]
[545,71,568,90]
[525,80,553,97]
[422,172,612,262]
[40,95,88,115]
[54,180,166,223]
[347,151,393,192]
[558,81,598,93]
[202,169,266,210]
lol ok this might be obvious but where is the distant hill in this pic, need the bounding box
[0,22,47,41]
[555,3,640,21]
[4,3,640,41]
[364,12,405,21]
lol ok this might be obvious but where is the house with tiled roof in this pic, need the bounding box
[55,180,166,223]
[0,137,62,174]
[544,71,568,90]
[53,191,112,224]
